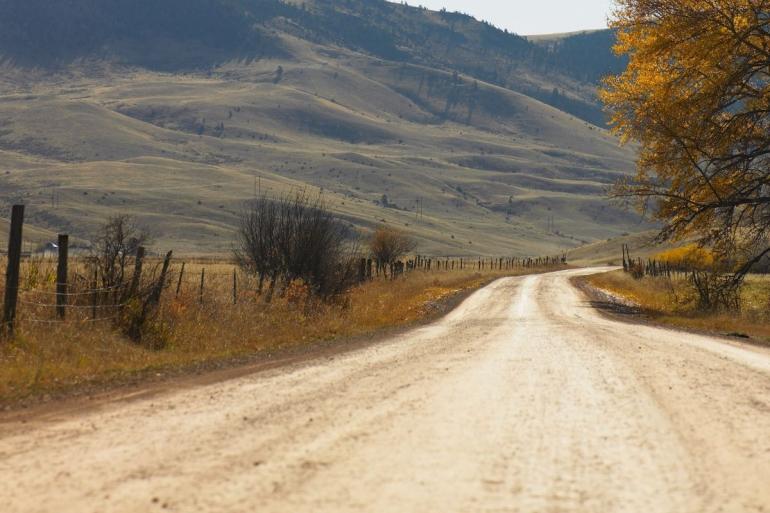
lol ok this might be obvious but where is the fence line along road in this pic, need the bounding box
[1,204,568,332]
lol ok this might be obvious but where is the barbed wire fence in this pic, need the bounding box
[1,204,568,336]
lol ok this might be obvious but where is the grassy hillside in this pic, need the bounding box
[567,231,665,266]
[0,0,623,125]
[0,1,642,257]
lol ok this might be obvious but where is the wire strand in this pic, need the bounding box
[19,284,125,296]
[18,299,127,309]
[22,315,119,324]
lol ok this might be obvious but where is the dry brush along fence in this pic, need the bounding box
[621,243,682,279]
[619,243,762,311]
[1,205,568,344]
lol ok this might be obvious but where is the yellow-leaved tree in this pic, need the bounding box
[602,0,770,283]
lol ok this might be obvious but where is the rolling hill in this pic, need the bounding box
[0,0,643,256]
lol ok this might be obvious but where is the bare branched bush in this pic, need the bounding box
[90,215,150,291]
[235,193,361,301]
[87,216,175,347]
[369,226,416,270]
[234,198,280,294]
[687,271,740,312]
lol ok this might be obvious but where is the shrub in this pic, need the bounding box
[656,244,740,311]
[90,215,150,292]
[369,225,416,269]
[88,216,173,347]
[656,244,715,270]
[235,192,361,300]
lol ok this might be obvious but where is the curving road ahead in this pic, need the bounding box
[2,268,770,513]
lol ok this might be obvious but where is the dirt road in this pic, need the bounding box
[2,269,770,513]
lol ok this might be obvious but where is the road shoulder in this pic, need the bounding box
[0,276,499,425]
[571,273,770,350]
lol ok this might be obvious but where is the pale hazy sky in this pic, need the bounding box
[408,1,615,35]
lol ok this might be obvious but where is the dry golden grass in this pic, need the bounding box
[584,270,770,343]
[0,261,561,404]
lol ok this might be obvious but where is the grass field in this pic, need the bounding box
[581,270,770,344]
[566,230,667,266]
[0,261,563,405]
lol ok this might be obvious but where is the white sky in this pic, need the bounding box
[405,1,615,35]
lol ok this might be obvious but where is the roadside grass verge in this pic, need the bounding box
[580,270,770,344]
[0,266,560,405]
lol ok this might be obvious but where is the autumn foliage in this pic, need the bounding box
[602,0,770,280]
[654,244,741,309]
[656,245,716,271]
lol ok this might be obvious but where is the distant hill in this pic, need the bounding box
[529,29,627,85]
[0,0,644,256]
[0,0,625,126]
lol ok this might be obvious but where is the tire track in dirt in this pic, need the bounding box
[1,269,769,512]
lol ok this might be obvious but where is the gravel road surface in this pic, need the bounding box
[2,268,770,512]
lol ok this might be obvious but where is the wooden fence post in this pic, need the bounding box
[148,251,172,305]
[199,268,205,304]
[128,246,145,299]
[2,205,24,337]
[128,251,172,343]
[232,268,238,305]
[56,234,68,319]
[176,262,185,297]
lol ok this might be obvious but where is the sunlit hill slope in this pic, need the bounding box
[0,0,641,255]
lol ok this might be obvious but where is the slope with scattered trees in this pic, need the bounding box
[0,0,640,256]
[0,0,623,126]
